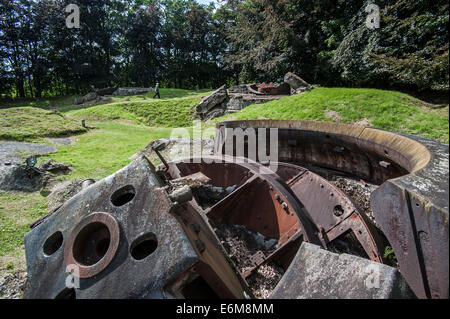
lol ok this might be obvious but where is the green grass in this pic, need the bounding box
[0,107,87,141]
[213,87,449,142]
[44,121,178,180]
[0,88,208,142]
[0,191,48,257]
[68,95,203,127]
[64,88,209,127]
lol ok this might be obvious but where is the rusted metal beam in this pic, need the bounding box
[214,120,449,299]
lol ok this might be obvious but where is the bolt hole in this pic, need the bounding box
[73,222,111,266]
[415,203,420,207]
[130,233,158,260]
[384,150,389,156]
[111,185,136,207]
[333,205,344,217]
[43,231,63,256]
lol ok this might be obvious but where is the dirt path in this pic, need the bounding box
[0,141,56,165]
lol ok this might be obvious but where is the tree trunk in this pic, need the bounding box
[16,78,25,98]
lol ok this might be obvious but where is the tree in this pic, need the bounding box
[331,0,449,91]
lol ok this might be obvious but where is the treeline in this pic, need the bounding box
[0,0,448,98]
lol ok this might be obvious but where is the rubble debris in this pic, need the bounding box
[169,185,193,204]
[0,164,44,192]
[91,86,118,96]
[226,94,283,112]
[325,109,342,121]
[74,92,98,104]
[201,107,226,121]
[214,222,277,273]
[112,87,152,96]
[246,262,284,299]
[192,184,237,208]
[0,143,73,192]
[228,84,249,94]
[196,72,316,120]
[171,172,212,186]
[354,118,371,127]
[293,86,314,94]
[169,171,236,208]
[254,83,291,95]
[74,87,151,104]
[213,221,283,298]
[46,180,83,212]
[0,272,27,299]
[270,242,415,299]
[38,159,72,175]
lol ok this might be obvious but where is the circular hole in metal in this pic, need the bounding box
[111,185,136,207]
[43,231,63,256]
[333,205,344,217]
[72,222,111,266]
[130,233,158,260]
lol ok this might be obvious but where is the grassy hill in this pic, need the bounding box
[66,88,209,127]
[0,107,87,141]
[214,87,449,142]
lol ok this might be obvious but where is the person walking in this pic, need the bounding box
[153,82,160,99]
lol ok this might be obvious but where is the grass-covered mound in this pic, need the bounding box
[67,88,209,127]
[214,88,449,143]
[0,107,87,141]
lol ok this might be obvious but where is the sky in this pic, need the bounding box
[196,0,222,7]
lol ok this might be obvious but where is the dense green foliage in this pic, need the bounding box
[330,0,449,91]
[1,0,447,98]
[222,0,448,91]
[214,87,449,142]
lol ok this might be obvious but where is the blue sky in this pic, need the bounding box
[196,0,221,6]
